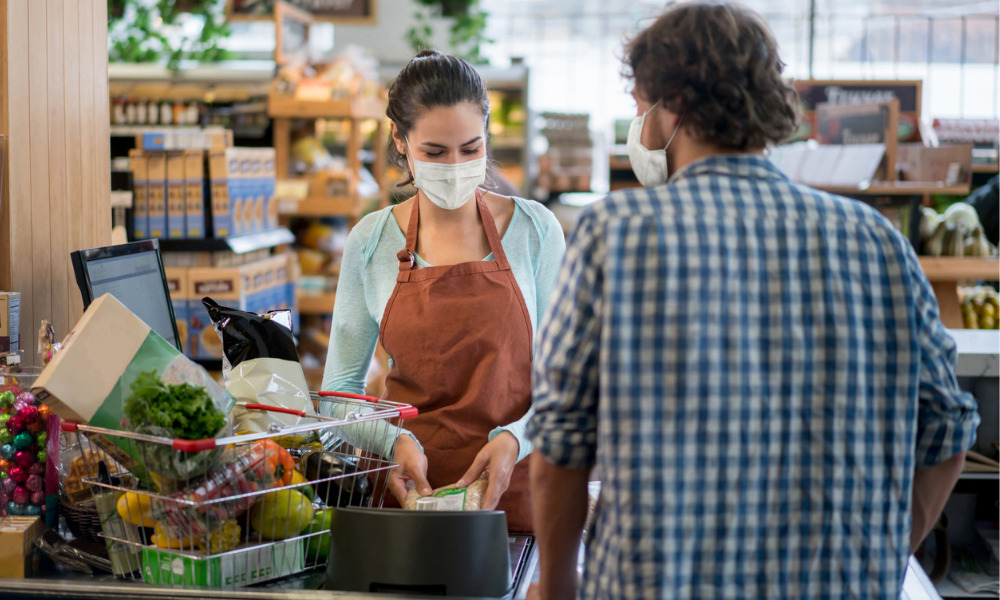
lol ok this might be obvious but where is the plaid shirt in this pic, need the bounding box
[528,155,980,599]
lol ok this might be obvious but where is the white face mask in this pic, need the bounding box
[626,100,681,187]
[406,138,487,210]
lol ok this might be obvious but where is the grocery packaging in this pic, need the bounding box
[299,450,370,507]
[404,476,488,511]
[202,298,316,434]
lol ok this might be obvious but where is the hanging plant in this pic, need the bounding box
[406,0,491,65]
[108,0,233,72]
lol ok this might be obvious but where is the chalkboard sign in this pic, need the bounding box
[274,1,312,66]
[226,0,375,24]
[793,80,922,144]
[816,99,900,182]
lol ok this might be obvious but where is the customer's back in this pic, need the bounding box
[581,153,941,597]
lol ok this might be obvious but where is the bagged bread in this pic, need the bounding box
[404,476,488,511]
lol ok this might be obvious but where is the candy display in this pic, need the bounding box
[0,386,54,518]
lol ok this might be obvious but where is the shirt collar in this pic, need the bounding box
[669,153,789,184]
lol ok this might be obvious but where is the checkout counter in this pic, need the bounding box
[0,534,944,600]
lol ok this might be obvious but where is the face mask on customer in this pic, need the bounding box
[626,100,682,187]
[406,138,487,210]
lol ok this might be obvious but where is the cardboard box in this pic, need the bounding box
[164,267,189,355]
[184,150,206,239]
[129,149,149,239]
[146,152,168,239]
[0,516,43,578]
[187,267,251,358]
[166,152,187,239]
[897,143,974,186]
[140,538,304,588]
[0,292,20,355]
[137,128,233,152]
[208,150,235,238]
[262,149,278,230]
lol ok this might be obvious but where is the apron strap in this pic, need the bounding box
[398,188,511,273]
[475,190,511,270]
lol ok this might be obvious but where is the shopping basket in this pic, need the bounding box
[59,390,415,589]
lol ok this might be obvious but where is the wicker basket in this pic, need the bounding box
[60,494,104,544]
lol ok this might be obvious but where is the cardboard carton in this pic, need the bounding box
[147,152,168,239]
[0,292,20,355]
[0,516,42,578]
[167,151,187,239]
[129,150,149,239]
[184,150,206,239]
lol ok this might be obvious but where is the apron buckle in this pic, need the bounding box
[406,250,416,269]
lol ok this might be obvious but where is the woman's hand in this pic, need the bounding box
[455,432,519,510]
[389,434,432,506]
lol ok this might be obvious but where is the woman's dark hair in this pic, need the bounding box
[623,2,799,150]
[386,49,496,188]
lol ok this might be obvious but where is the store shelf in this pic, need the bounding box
[277,197,356,217]
[157,227,295,254]
[919,257,999,282]
[298,293,336,316]
[818,183,971,196]
[971,163,999,174]
[267,93,386,120]
[934,578,998,599]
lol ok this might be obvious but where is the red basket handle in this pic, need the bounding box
[317,390,380,402]
[172,438,218,452]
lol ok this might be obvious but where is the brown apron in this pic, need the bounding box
[378,190,534,532]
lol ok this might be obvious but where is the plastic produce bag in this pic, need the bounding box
[202,298,316,435]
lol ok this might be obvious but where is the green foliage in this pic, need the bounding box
[406,0,491,65]
[124,370,226,441]
[108,0,232,72]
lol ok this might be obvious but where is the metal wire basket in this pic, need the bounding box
[60,390,415,589]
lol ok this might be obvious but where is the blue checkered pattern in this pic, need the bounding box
[528,155,980,599]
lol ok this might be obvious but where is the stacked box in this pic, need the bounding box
[0,292,20,356]
[163,267,190,355]
[128,149,149,239]
[183,150,206,239]
[261,149,278,230]
[136,128,233,152]
[146,151,168,239]
[281,253,299,334]
[187,265,251,359]
[208,149,234,238]
[166,151,186,239]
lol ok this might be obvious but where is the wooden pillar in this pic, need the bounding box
[0,0,111,366]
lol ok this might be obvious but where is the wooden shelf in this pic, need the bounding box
[268,92,386,120]
[972,163,998,174]
[277,196,356,217]
[818,183,971,196]
[919,257,999,282]
[298,293,336,316]
[608,155,632,170]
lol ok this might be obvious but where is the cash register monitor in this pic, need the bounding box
[71,239,181,352]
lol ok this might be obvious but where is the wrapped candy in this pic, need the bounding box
[28,463,43,476]
[0,445,13,460]
[37,405,51,420]
[19,406,38,424]
[29,490,43,505]
[24,505,40,516]
[0,392,13,409]
[6,416,22,434]
[6,501,21,515]
[24,474,41,493]
[13,432,32,450]
[0,477,12,493]
[12,486,28,504]
[36,450,45,464]
[13,450,32,470]
[8,466,26,484]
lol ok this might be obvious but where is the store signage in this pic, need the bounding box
[792,80,922,144]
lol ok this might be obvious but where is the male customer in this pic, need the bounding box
[527,3,980,599]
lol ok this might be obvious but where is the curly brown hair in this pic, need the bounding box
[623,2,799,150]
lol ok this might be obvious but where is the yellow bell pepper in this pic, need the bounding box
[117,491,155,528]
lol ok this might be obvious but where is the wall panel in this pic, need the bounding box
[0,0,110,366]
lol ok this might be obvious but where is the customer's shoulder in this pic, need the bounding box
[348,205,396,249]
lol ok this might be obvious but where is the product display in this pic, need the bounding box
[403,476,488,511]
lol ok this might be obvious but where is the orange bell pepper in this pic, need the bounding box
[256,439,294,487]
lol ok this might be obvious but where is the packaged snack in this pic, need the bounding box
[404,476,488,512]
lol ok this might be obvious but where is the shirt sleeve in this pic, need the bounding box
[906,249,980,469]
[320,224,418,458]
[490,206,569,463]
[527,208,603,469]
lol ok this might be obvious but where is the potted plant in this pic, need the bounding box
[406,0,491,65]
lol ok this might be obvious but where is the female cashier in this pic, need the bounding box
[321,50,565,532]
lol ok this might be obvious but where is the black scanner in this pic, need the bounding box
[325,508,513,596]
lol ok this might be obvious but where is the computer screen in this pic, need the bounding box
[71,239,181,351]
